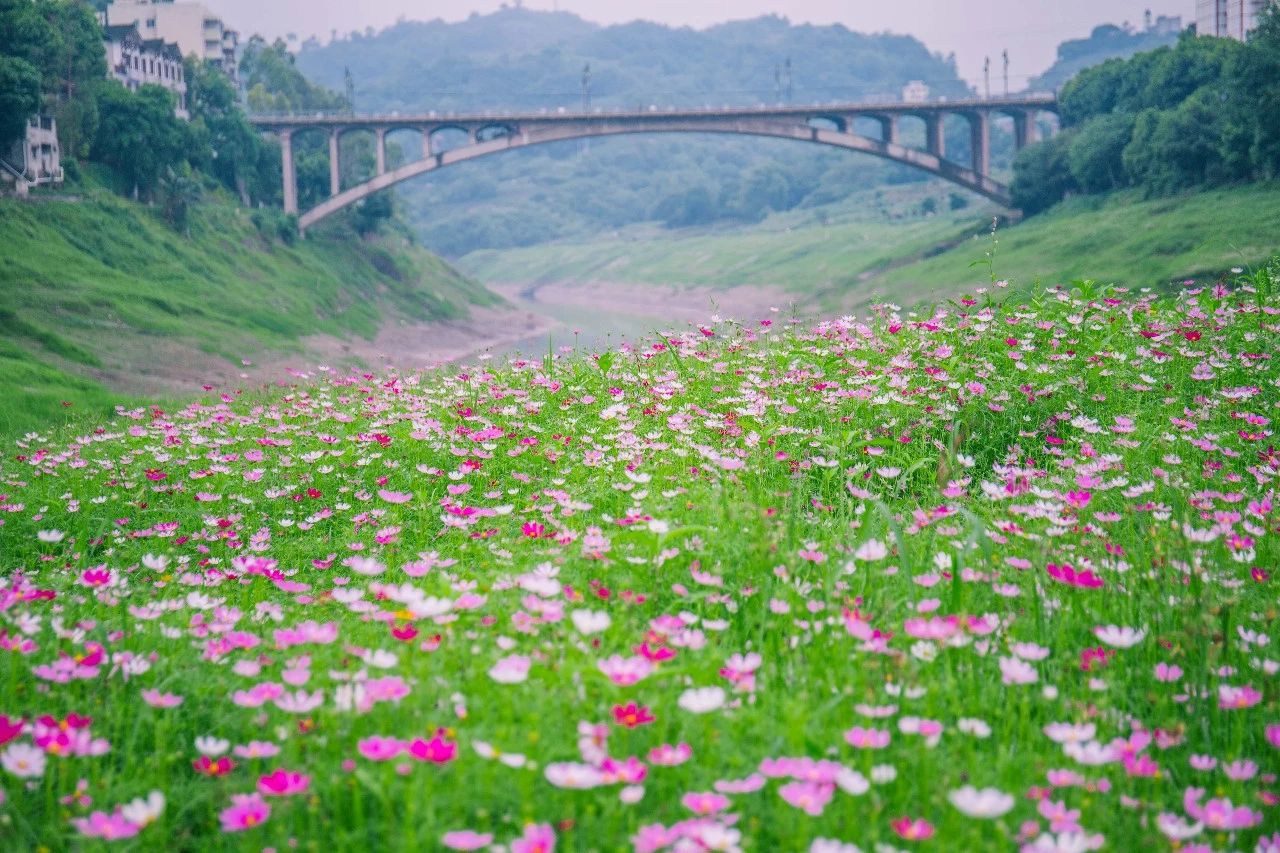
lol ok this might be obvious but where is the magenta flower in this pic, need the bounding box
[257,768,310,796]
[407,729,457,764]
[510,823,556,853]
[357,735,405,761]
[218,793,270,832]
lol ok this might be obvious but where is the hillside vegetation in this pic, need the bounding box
[0,270,1276,849]
[0,187,494,436]
[459,183,1280,306]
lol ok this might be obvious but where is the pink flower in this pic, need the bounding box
[257,768,310,796]
[1047,563,1104,589]
[219,793,270,832]
[891,817,935,841]
[844,726,891,749]
[612,702,655,728]
[1218,684,1261,709]
[141,689,183,708]
[510,823,556,853]
[407,729,457,764]
[597,654,654,686]
[1154,663,1182,682]
[647,743,692,766]
[779,781,834,815]
[71,810,141,839]
[1267,724,1280,749]
[357,736,405,762]
[681,791,730,815]
[442,830,494,850]
[377,489,413,504]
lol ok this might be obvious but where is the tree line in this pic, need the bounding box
[1012,9,1280,214]
[0,1,394,236]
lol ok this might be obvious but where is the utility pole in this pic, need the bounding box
[983,56,990,100]
[344,66,355,114]
[774,62,782,103]
[784,56,793,103]
[1002,50,1009,97]
[581,63,591,112]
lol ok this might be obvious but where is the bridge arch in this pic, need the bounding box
[292,119,1016,232]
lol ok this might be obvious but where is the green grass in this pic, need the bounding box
[459,183,1280,307]
[0,267,1275,850]
[0,188,497,436]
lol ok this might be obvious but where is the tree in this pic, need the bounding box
[93,83,190,199]
[1010,134,1076,214]
[0,55,40,150]
[1122,95,1225,195]
[186,58,265,203]
[159,164,202,235]
[1066,113,1135,193]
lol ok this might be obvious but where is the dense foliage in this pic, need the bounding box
[1012,10,1280,214]
[0,267,1278,849]
[293,9,991,256]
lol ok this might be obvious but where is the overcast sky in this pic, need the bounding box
[205,0,1190,87]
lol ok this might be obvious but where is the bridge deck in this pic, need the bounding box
[249,94,1058,128]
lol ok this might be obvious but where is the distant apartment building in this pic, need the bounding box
[102,0,239,84]
[1,116,63,194]
[1196,0,1271,39]
[901,80,930,103]
[103,24,189,119]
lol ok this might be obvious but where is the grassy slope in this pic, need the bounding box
[0,190,497,436]
[459,183,1280,306]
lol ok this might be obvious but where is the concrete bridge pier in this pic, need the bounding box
[375,128,387,176]
[421,129,433,159]
[925,114,945,159]
[279,129,297,215]
[968,111,990,176]
[1013,110,1040,150]
[872,114,898,145]
[328,130,340,197]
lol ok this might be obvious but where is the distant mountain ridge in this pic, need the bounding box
[1028,22,1183,91]
[296,9,972,114]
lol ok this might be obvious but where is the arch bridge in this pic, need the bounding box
[249,95,1058,232]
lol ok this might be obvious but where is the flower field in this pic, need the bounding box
[0,272,1278,852]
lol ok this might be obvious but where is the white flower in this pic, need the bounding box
[489,654,531,684]
[571,609,611,635]
[870,764,897,784]
[854,539,887,562]
[141,553,170,571]
[677,686,726,714]
[1043,722,1095,744]
[194,735,229,756]
[544,761,605,789]
[120,790,165,826]
[1000,656,1038,685]
[1,742,46,778]
[956,718,992,738]
[1063,740,1118,766]
[810,840,864,853]
[36,529,65,543]
[1094,625,1146,648]
[835,767,869,795]
[1155,813,1202,840]
[1021,831,1105,853]
[948,785,1014,818]
[343,555,386,576]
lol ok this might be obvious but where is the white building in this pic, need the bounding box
[103,1,238,83]
[1197,0,1271,40]
[901,80,930,103]
[103,24,189,119]
[1,116,63,193]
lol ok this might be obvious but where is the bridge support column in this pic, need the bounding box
[421,129,433,159]
[969,112,990,175]
[279,129,297,215]
[1014,110,1039,150]
[925,114,945,159]
[375,128,387,176]
[328,130,340,197]
[872,115,898,145]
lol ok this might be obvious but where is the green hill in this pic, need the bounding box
[0,186,495,436]
[458,183,1280,307]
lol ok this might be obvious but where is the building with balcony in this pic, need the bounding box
[102,1,238,84]
[1,116,63,193]
[103,24,189,119]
